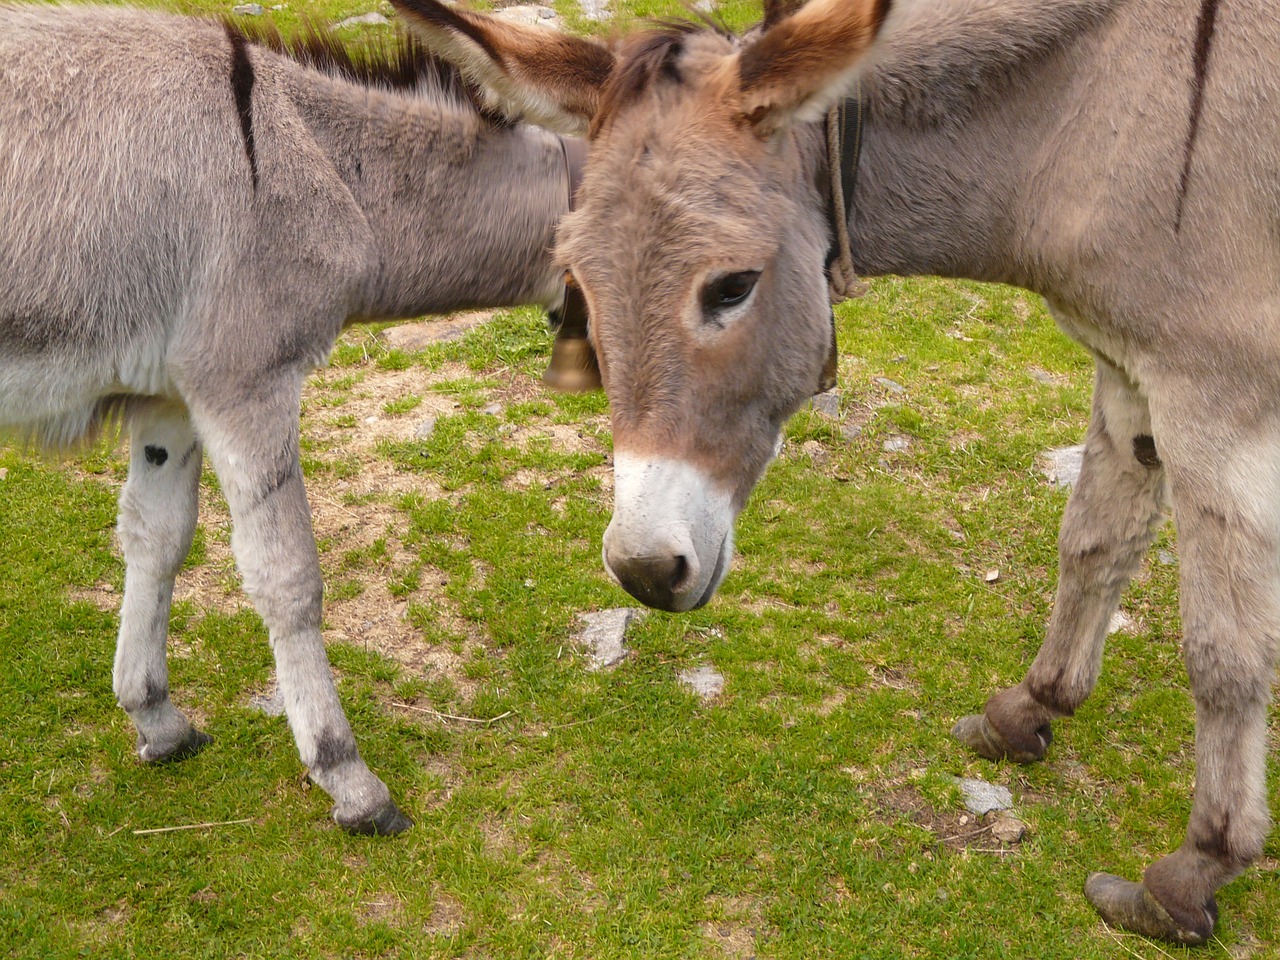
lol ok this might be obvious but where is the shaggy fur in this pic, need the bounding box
[1,3,575,834]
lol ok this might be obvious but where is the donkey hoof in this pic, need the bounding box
[139,728,214,764]
[951,714,1045,764]
[338,801,413,837]
[1084,872,1211,945]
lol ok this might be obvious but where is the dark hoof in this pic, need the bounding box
[140,728,214,764]
[951,714,1045,764]
[1084,872,1212,946]
[339,801,413,837]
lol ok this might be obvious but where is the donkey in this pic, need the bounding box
[392,0,1279,942]
[1,4,583,836]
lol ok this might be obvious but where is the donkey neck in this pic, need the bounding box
[286,74,568,321]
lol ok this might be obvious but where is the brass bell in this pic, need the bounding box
[543,281,602,392]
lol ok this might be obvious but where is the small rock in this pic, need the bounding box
[990,815,1027,844]
[954,776,1012,815]
[810,391,841,418]
[333,12,390,28]
[249,685,286,718]
[1108,610,1136,634]
[578,0,611,20]
[576,608,642,670]
[1156,549,1176,565]
[1042,444,1085,489]
[983,569,1000,583]
[800,440,827,463]
[840,421,863,442]
[493,4,560,25]
[481,403,503,416]
[0,467,7,480]
[414,417,437,440]
[678,664,724,700]
[874,377,907,395]
[231,3,264,14]
[1028,367,1059,385]
[882,436,909,453]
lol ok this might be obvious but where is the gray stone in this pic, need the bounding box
[954,776,1013,815]
[578,0,611,20]
[990,815,1027,843]
[1157,549,1177,565]
[333,12,390,28]
[840,421,864,442]
[1108,610,1136,635]
[493,4,560,25]
[679,664,725,700]
[1042,443,1085,489]
[249,684,286,717]
[481,403,503,416]
[414,416,437,440]
[231,3,264,14]
[874,376,906,395]
[882,436,910,453]
[810,391,841,418]
[576,608,642,670]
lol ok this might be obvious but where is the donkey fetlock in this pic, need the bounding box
[1084,872,1216,945]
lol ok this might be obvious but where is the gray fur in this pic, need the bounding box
[1,4,573,833]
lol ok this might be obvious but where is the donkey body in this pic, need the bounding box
[1,4,574,834]
[392,0,1278,940]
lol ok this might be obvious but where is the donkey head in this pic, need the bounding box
[394,0,892,611]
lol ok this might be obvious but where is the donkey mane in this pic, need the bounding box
[865,0,1124,126]
[226,18,512,127]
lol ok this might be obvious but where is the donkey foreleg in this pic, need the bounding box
[113,405,211,762]
[193,382,410,835]
[1085,458,1278,944]
[954,359,1167,762]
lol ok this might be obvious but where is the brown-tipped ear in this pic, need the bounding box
[738,0,892,136]
[390,0,614,135]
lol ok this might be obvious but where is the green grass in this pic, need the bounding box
[3,2,1279,958]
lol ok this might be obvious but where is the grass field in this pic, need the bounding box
[2,1,1278,957]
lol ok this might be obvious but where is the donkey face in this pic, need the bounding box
[394,0,891,610]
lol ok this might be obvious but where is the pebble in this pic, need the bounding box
[333,12,390,28]
[990,815,1027,843]
[810,391,841,418]
[874,377,906,395]
[576,608,641,670]
[882,436,910,453]
[954,776,1012,815]
[414,417,437,440]
[231,3,264,14]
[1042,444,1085,489]
[678,664,724,700]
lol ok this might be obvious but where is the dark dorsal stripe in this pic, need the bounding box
[224,23,259,192]
[1174,0,1221,233]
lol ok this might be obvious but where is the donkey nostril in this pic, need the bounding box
[669,554,690,592]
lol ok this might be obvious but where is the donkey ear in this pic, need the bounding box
[737,0,892,136]
[391,0,615,135]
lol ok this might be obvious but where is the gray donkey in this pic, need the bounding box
[390,0,1278,943]
[1,4,579,835]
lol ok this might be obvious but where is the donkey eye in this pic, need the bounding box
[702,271,761,313]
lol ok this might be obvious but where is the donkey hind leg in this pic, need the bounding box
[954,359,1167,762]
[113,404,212,762]
[1085,428,1279,944]
[193,381,410,836]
